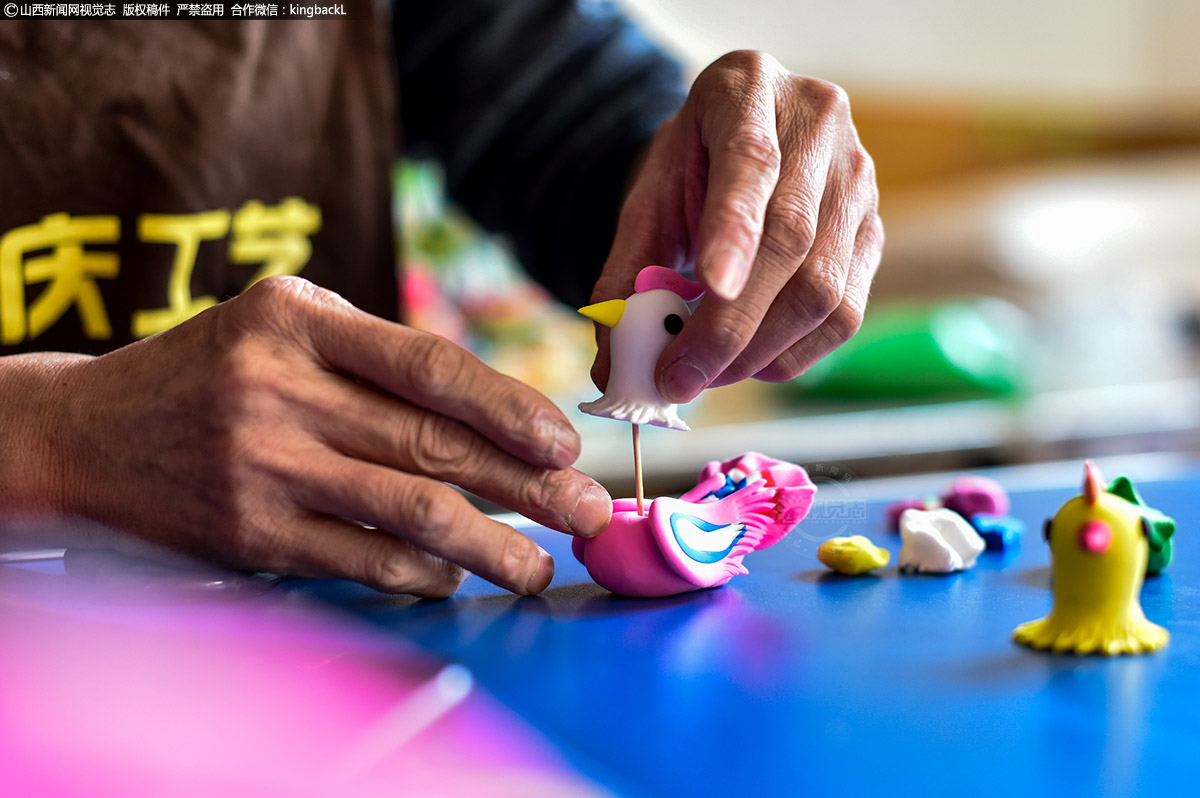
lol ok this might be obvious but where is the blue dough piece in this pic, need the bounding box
[969,513,1025,551]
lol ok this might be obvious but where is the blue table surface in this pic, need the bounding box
[288,468,1200,798]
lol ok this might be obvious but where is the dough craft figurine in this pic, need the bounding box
[577,265,705,431]
[817,536,890,576]
[573,453,816,598]
[1013,462,1172,656]
[898,508,985,573]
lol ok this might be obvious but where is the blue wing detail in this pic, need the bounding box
[702,473,748,501]
[669,513,746,564]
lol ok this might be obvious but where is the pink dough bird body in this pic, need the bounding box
[573,453,817,597]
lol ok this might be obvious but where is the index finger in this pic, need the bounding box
[305,299,580,471]
[692,52,782,301]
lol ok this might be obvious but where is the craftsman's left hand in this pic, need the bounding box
[591,50,883,401]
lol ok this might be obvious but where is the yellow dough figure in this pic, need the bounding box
[1013,462,1169,656]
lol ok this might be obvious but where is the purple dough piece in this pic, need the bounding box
[942,475,1010,519]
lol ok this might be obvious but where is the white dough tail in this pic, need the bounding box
[578,397,690,431]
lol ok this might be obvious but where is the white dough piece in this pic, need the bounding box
[579,288,692,431]
[898,508,985,573]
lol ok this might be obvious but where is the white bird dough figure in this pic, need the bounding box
[899,507,986,573]
[578,266,705,431]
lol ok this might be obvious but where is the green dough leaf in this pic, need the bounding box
[1109,476,1176,573]
[1107,476,1142,506]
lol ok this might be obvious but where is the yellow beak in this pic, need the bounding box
[577,298,626,328]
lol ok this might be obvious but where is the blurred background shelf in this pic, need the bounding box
[576,376,1200,496]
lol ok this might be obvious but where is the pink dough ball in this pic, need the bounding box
[942,475,1010,518]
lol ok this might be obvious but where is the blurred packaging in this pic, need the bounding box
[793,298,1031,401]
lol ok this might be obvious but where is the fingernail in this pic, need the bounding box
[706,246,749,301]
[542,419,581,469]
[569,481,613,537]
[525,547,555,595]
[659,358,709,404]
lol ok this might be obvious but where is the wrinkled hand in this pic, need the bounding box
[46,277,612,597]
[592,51,883,401]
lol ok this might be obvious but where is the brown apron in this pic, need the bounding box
[0,16,398,356]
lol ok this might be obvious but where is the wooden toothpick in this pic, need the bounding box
[632,423,645,516]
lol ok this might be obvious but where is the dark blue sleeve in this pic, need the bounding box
[394,0,686,306]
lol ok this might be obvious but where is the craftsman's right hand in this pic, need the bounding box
[14,276,612,597]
